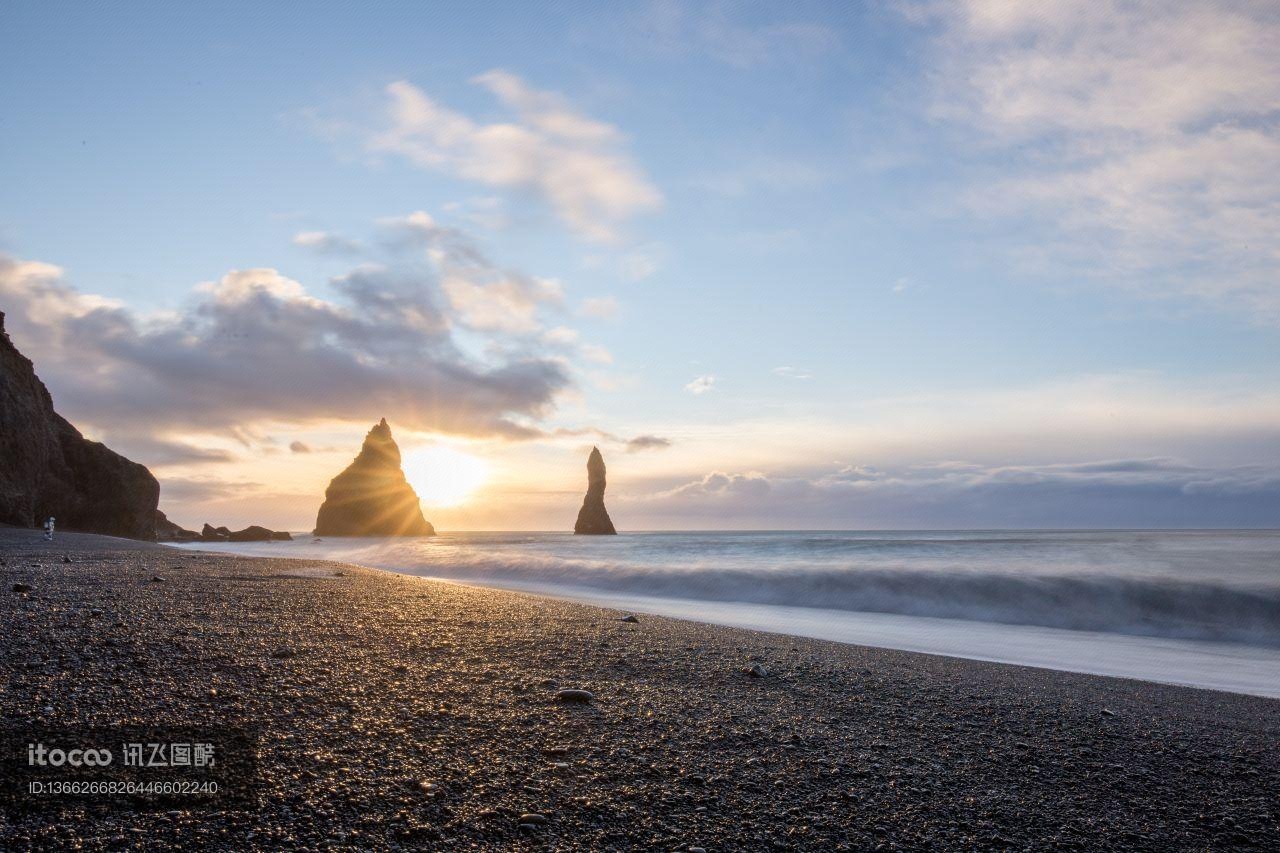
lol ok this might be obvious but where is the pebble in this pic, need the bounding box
[1101,708,1116,717]
[556,688,594,703]
[747,663,768,678]
[518,813,549,825]
[150,575,165,583]
[12,583,32,593]
[620,614,640,623]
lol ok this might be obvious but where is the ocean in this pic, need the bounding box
[175,529,1280,698]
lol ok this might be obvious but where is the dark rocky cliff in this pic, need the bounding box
[0,311,159,539]
[574,446,617,535]
[313,418,435,537]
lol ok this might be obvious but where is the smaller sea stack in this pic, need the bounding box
[313,419,435,537]
[574,446,617,535]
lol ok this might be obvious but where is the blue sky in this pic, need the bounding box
[2,1,1278,529]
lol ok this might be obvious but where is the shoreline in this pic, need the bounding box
[3,529,1278,849]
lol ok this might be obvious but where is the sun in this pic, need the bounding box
[402,445,489,508]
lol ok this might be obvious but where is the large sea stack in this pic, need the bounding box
[313,418,435,537]
[0,312,159,539]
[573,446,617,535]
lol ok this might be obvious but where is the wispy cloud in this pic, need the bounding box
[579,296,620,319]
[913,0,1280,318]
[626,434,673,452]
[366,71,661,241]
[292,231,363,255]
[685,374,716,394]
[772,366,812,380]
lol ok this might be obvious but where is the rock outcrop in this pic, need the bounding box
[573,446,617,535]
[313,419,435,537]
[155,511,199,541]
[228,525,292,542]
[200,524,231,542]
[193,521,290,542]
[0,311,159,539]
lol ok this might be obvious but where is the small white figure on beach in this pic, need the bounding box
[44,516,55,541]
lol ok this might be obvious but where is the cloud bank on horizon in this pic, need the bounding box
[1,1,1277,529]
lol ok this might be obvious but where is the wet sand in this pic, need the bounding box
[1,528,1277,850]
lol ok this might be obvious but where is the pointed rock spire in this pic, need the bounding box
[574,446,617,535]
[313,418,435,536]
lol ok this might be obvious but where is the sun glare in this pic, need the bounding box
[402,445,489,508]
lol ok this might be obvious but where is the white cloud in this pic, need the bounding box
[376,210,438,242]
[580,343,614,365]
[292,231,362,255]
[892,277,911,293]
[915,0,1280,317]
[442,272,562,334]
[367,72,661,241]
[685,374,716,394]
[772,366,812,380]
[0,240,575,456]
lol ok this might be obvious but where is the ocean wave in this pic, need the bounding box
[396,550,1280,646]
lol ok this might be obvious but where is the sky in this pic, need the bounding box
[2,0,1278,530]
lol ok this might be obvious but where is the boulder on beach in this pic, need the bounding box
[313,418,435,537]
[573,446,617,535]
[0,311,159,539]
[155,510,199,541]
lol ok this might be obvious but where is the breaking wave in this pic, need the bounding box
[404,552,1280,646]
[185,530,1280,648]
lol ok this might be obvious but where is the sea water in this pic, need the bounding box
[176,530,1280,698]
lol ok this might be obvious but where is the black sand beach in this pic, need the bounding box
[1,528,1277,850]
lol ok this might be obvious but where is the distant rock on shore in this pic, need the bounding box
[193,522,291,542]
[0,311,159,539]
[313,418,435,537]
[155,511,198,541]
[574,446,617,535]
[201,524,231,541]
[228,525,292,542]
